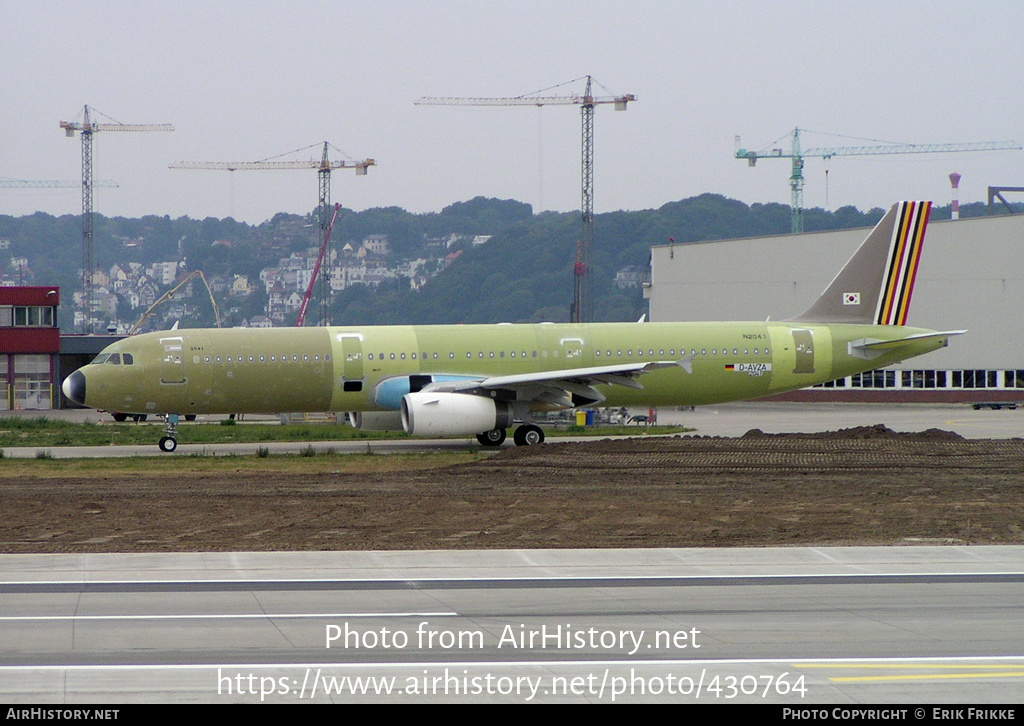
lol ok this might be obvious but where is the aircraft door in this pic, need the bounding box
[339,334,364,383]
[159,336,187,384]
[792,329,815,374]
[560,337,584,363]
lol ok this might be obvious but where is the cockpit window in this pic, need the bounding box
[90,354,110,365]
[122,353,134,365]
[107,354,121,365]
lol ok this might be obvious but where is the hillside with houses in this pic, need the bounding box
[3,194,986,331]
[0,197,529,331]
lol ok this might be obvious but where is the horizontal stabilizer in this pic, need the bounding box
[848,330,965,359]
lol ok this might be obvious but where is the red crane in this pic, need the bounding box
[296,203,341,327]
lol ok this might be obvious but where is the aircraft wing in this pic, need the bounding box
[422,357,693,409]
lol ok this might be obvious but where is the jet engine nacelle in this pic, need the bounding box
[347,411,404,431]
[401,391,513,437]
[375,373,479,410]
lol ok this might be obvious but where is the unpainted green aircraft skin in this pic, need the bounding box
[76,320,946,417]
[67,200,957,440]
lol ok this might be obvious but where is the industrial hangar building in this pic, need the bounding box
[647,212,1024,403]
[1,285,125,410]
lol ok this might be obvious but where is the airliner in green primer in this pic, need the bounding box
[63,201,962,452]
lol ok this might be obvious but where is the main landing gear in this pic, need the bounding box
[476,424,545,447]
[513,424,544,446]
[476,428,507,446]
[112,412,147,422]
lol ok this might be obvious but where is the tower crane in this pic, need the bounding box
[0,179,118,189]
[170,142,375,326]
[416,76,636,323]
[61,105,173,333]
[0,178,118,214]
[736,128,1023,233]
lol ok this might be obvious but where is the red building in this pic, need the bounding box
[0,286,60,410]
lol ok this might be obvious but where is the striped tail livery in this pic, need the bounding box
[876,200,930,325]
[794,200,933,326]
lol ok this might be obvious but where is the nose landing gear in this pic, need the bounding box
[158,414,180,452]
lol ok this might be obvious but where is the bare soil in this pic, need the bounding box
[2,426,1022,553]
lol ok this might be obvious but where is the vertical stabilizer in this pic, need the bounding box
[792,201,932,325]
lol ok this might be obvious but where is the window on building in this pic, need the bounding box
[2,306,56,328]
[850,370,896,388]
[0,354,8,411]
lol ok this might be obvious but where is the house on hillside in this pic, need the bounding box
[361,234,390,255]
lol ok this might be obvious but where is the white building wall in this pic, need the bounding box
[649,214,1024,371]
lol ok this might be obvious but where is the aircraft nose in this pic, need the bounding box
[62,369,87,406]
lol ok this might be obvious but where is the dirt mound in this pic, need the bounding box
[742,424,965,441]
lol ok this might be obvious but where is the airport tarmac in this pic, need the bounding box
[1,402,1022,458]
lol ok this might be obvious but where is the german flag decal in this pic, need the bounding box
[875,200,931,326]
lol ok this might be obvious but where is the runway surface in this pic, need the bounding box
[2,547,1022,703]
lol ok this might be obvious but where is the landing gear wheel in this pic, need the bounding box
[112,413,128,422]
[476,428,507,447]
[158,436,178,453]
[184,414,197,422]
[132,414,147,422]
[513,424,545,446]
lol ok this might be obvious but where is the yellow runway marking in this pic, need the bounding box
[944,418,1024,429]
[831,672,1024,683]
[794,662,1024,683]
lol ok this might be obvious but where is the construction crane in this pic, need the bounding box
[297,203,341,327]
[736,128,1024,233]
[128,270,222,335]
[170,142,374,325]
[416,76,636,323]
[61,105,173,333]
[0,179,118,189]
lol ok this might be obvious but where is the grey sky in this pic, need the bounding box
[2,1,1021,225]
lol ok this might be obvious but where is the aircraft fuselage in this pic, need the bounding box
[71,320,946,417]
